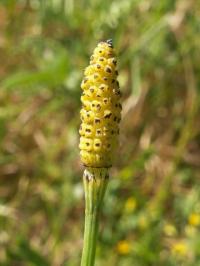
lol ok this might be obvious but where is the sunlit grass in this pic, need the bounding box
[0,0,200,265]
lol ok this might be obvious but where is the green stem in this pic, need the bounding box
[81,167,109,266]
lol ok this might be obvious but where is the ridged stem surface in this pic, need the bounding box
[81,168,109,266]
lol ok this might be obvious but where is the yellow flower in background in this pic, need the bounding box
[188,213,200,227]
[138,213,149,230]
[116,240,131,255]
[171,241,188,257]
[125,197,137,213]
[147,202,159,220]
[163,223,177,237]
[184,225,197,238]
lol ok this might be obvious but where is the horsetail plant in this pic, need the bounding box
[79,40,121,266]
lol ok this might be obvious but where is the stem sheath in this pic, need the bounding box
[81,168,109,266]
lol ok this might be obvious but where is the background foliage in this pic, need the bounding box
[0,0,200,265]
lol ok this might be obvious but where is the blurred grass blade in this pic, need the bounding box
[121,16,168,65]
[131,55,141,98]
[1,50,69,90]
[7,239,50,266]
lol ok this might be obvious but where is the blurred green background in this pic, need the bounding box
[0,0,200,265]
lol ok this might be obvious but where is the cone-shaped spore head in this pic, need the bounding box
[79,40,121,168]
